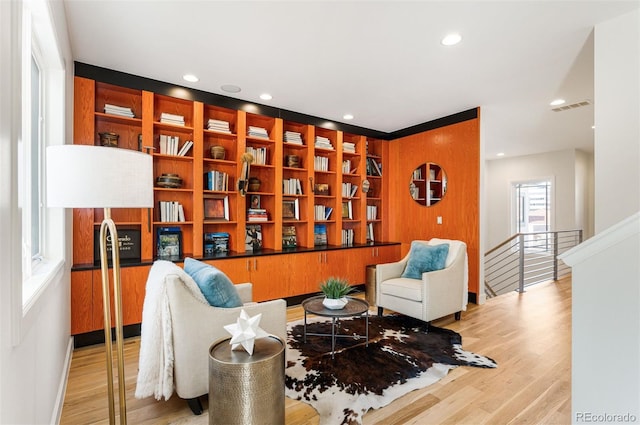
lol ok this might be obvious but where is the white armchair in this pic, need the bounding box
[135,261,287,415]
[376,238,468,323]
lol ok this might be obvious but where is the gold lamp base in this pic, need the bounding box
[99,208,127,425]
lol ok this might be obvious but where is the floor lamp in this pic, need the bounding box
[47,145,153,425]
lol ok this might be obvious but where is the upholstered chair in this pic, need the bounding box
[375,238,468,323]
[135,260,287,415]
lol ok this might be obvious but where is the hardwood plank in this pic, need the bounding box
[60,277,571,424]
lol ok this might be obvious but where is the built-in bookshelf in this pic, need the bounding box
[74,77,391,263]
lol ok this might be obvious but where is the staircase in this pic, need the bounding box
[484,230,582,298]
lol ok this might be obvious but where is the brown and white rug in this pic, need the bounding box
[285,314,497,425]
[170,314,497,425]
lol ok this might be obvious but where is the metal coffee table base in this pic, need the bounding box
[302,296,370,359]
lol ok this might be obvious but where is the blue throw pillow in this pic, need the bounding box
[401,242,450,279]
[183,258,243,308]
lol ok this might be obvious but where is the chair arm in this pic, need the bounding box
[235,282,252,303]
[376,255,409,285]
[421,251,468,320]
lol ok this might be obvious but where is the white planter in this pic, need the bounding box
[322,297,348,310]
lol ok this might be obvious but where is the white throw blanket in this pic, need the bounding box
[135,260,208,400]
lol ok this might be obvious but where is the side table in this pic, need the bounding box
[209,336,285,425]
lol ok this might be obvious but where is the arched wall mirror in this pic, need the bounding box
[409,162,447,206]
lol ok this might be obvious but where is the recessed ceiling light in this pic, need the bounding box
[259,93,272,100]
[221,84,241,93]
[441,33,462,46]
[592,125,595,129]
[497,152,505,157]
[343,114,354,120]
[550,98,566,106]
[182,74,199,83]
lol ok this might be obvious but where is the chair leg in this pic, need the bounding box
[454,311,462,321]
[377,306,384,316]
[187,397,203,415]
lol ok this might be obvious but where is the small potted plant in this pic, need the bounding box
[320,277,353,310]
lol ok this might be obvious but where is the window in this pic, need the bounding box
[512,179,552,252]
[27,53,43,264]
[19,0,66,311]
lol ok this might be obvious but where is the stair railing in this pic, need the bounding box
[484,229,582,298]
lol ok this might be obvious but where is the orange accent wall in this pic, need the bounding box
[388,113,480,295]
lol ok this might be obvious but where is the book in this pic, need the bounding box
[342,200,353,219]
[245,224,263,251]
[314,223,327,246]
[177,140,193,156]
[157,227,182,259]
[282,225,297,248]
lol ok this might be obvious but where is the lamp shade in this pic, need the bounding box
[46,145,154,208]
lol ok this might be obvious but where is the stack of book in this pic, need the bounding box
[248,126,269,139]
[367,205,378,220]
[315,136,334,150]
[343,142,356,153]
[247,208,268,222]
[158,201,186,222]
[314,224,327,246]
[104,103,134,118]
[282,225,297,248]
[366,157,382,176]
[342,228,354,246]
[341,182,358,198]
[314,205,333,220]
[342,159,352,173]
[204,170,230,191]
[314,156,329,171]
[284,131,303,145]
[246,146,268,165]
[160,112,185,126]
[366,223,375,242]
[203,232,230,255]
[207,119,231,133]
[159,135,192,156]
[282,178,303,195]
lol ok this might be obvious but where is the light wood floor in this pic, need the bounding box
[60,276,571,424]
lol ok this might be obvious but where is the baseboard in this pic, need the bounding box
[51,336,74,425]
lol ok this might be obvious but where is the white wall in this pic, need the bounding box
[0,1,74,423]
[562,213,640,424]
[485,148,594,249]
[594,9,640,232]
[568,9,640,424]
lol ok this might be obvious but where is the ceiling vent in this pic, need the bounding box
[552,100,592,112]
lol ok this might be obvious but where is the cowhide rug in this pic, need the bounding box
[285,314,497,425]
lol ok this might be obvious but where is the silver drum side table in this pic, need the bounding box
[209,336,285,425]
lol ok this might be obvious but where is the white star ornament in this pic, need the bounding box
[223,309,269,355]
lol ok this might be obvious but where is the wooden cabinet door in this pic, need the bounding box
[249,255,292,302]
[92,265,151,330]
[375,245,402,265]
[71,271,94,335]
[206,257,251,285]
[324,249,365,285]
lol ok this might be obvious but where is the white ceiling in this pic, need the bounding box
[62,1,639,158]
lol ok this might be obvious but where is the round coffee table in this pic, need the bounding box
[301,295,370,359]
